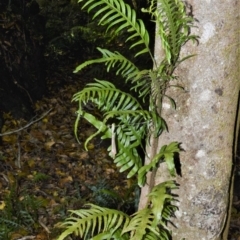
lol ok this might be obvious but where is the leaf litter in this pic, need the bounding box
[0,76,137,240]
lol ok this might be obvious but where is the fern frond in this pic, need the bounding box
[92,228,129,240]
[123,181,177,240]
[122,181,177,240]
[81,0,152,58]
[73,80,149,176]
[73,48,140,82]
[148,181,178,224]
[144,231,162,240]
[57,204,130,240]
[138,142,180,186]
[74,48,153,101]
[73,58,108,73]
[162,0,197,64]
[122,208,158,239]
[72,80,146,132]
[143,0,197,65]
[96,48,140,78]
[0,218,21,229]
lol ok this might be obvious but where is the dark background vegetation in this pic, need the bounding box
[0,0,154,126]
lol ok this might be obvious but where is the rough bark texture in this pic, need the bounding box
[139,0,240,239]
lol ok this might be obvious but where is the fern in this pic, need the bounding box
[0,187,44,237]
[74,48,140,80]
[0,218,21,229]
[74,48,154,102]
[62,0,198,239]
[138,142,180,186]
[57,204,130,240]
[57,181,177,240]
[87,180,118,208]
[144,0,197,65]
[81,0,152,58]
[0,226,10,240]
[73,80,154,177]
[32,172,50,182]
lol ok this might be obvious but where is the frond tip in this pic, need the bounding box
[81,0,152,58]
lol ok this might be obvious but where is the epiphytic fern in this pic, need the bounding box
[144,0,197,65]
[80,0,152,58]
[138,142,180,186]
[65,0,197,239]
[73,0,196,184]
[57,204,130,240]
[73,80,164,179]
[72,0,196,183]
[57,181,178,240]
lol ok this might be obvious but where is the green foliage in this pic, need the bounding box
[32,172,50,182]
[57,204,130,240]
[57,181,177,240]
[143,0,197,65]
[80,0,152,58]
[57,0,197,239]
[86,179,138,214]
[73,79,158,179]
[73,0,195,184]
[138,142,180,186]
[87,180,119,208]
[0,185,45,239]
[122,181,178,239]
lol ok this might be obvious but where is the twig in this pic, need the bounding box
[16,133,21,168]
[0,108,53,136]
[38,218,51,234]
[16,236,35,240]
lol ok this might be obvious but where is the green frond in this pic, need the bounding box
[138,142,180,186]
[72,80,146,128]
[96,48,140,78]
[148,181,178,223]
[122,208,157,239]
[81,0,152,58]
[92,228,129,240]
[57,204,130,240]
[129,69,152,101]
[122,181,177,240]
[73,80,149,176]
[73,58,108,73]
[74,47,153,102]
[0,218,21,229]
[144,231,162,240]
[123,181,177,240]
[143,0,197,65]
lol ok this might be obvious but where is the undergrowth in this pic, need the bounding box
[0,184,45,240]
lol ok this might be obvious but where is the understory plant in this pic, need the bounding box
[57,0,197,239]
[0,185,44,240]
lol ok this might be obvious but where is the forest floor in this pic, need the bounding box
[0,74,137,240]
[0,73,240,239]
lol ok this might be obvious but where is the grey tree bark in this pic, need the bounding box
[139,1,240,239]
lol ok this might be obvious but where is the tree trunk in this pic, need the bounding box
[139,1,240,239]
